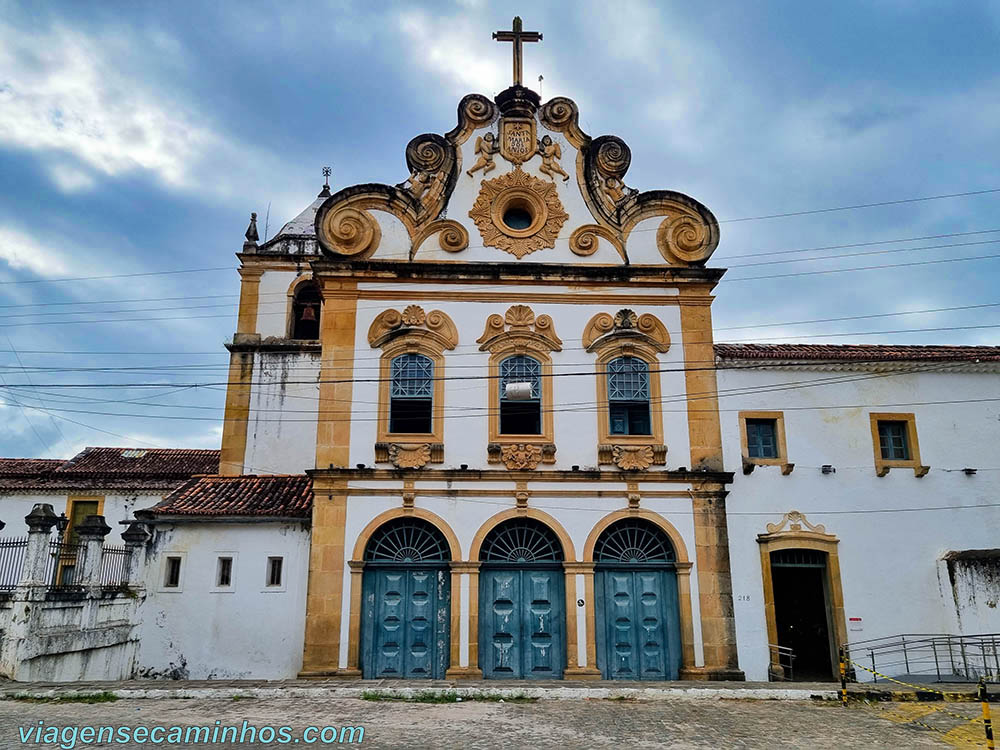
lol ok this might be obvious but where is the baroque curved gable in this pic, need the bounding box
[313,85,720,267]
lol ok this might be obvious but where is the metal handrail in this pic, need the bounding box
[843,633,1000,684]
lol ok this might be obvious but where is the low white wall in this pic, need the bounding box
[138,521,311,680]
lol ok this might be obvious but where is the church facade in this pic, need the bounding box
[175,61,997,682]
[3,23,999,684]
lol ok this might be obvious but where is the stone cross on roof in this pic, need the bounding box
[493,16,542,87]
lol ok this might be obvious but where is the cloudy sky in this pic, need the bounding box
[0,0,998,460]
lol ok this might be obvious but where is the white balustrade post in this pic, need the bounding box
[19,504,58,590]
[75,515,112,595]
[121,522,150,588]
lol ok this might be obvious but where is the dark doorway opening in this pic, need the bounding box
[771,548,834,681]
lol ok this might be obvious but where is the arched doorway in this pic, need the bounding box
[594,518,682,680]
[360,517,451,679]
[478,518,566,680]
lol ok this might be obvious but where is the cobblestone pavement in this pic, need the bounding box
[0,695,982,749]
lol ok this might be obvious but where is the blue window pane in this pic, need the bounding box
[746,419,778,459]
[390,354,434,398]
[878,421,910,460]
[607,357,649,402]
[499,355,541,401]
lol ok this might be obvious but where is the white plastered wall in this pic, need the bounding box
[138,521,310,680]
[242,351,321,475]
[718,367,1000,681]
[350,287,690,471]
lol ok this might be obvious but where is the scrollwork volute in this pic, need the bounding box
[656,212,715,265]
[317,206,382,258]
[583,309,670,353]
[568,224,625,259]
[477,305,562,353]
[412,219,469,255]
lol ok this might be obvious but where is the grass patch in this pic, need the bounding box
[9,691,118,704]
[360,690,537,704]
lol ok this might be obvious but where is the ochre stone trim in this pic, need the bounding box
[236,268,263,335]
[738,411,794,476]
[582,509,696,677]
[757,511,847,681]
[346,507,463,676]
[219,350,254,476]
[869,412,929,477]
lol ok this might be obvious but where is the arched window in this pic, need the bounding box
[499,355,541,435]
[479,518,564,562]
[364,517,451,563]
[594,519,675,563]
[607,356,651,435]
[290,282,321,340]
[389,353,434,434]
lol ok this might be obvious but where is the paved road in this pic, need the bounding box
[0,695,970,749]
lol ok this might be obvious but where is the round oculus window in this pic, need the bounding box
[502,206,534,231]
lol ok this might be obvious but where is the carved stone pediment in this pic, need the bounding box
[368,306,459,351]
[477,305,562,353]
[583,309,670,353]
[765,510,825,535]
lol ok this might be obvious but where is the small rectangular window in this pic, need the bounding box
[878,420,910,460]
[164,556,182,588]
[216,557,233,587]
[266,557,283,587]
[746,419,778,459]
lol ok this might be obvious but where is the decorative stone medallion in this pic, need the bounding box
[468,169,569,259]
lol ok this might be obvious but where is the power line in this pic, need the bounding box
[718,187,1000,224]
[0,188,997,287]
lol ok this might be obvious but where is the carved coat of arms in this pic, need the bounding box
[500,118,537,164]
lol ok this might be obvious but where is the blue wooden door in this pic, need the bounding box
[480,567,564,679]
[362,566,449,679]
[596,567,680,680]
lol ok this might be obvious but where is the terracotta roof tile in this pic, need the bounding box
[0,459,64,476]
[57,447,220,476]
[714,343,1000,362]
[144,475,313,519]
[0,447,220,492]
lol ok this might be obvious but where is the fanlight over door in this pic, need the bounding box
[594,518,681,680]
[478,519,565,680]
[361,518,451,680]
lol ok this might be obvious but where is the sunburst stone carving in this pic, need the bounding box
[388,443,431,469]
[612,445,654,471]
[401,305,426,326]
[468,169,569,259]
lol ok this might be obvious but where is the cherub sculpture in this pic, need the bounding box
[466,132,499,177]
[537,135,570,182]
